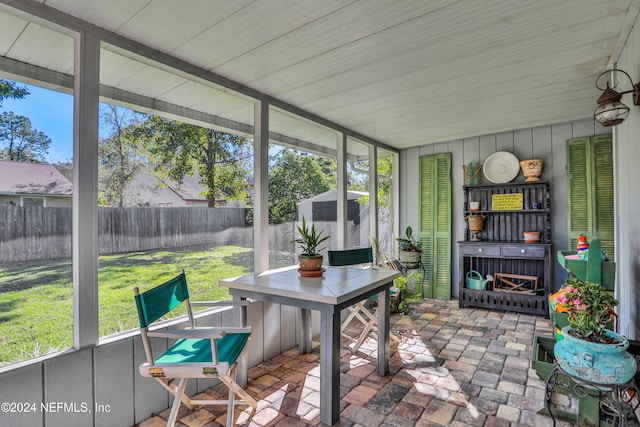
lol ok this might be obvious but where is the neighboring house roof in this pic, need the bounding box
[0,160,72,196]
[126,164,249,206]
[163,174,207,202]
[137,165,207,202]
[300,189,368,204]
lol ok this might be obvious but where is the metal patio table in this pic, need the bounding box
[220,264,400,425]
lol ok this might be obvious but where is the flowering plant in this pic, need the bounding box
[555,277,618,343]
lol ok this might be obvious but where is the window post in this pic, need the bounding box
[72,30,100,349]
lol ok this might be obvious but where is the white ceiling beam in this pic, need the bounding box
[0,55,361,158]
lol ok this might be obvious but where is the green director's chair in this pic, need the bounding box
[134,270,257,427]
[327,247,400,353]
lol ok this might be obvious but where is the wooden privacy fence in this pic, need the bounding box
[0,206,250,262]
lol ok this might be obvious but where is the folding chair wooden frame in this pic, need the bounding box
[134,271,257,427]
[328,247,400,353]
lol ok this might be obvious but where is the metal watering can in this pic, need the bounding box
[466,270,493,290]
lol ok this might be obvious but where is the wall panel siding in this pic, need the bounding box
[94,339,135,427]
[614,16,640,340]
[0,303,299,427]
[0,363,43,427]
[479,134,497,161]
[44,350,94,427]
[263,302,282,361]
[462,137,480,163]
[399,149,408,229]
[513,128,534,160]
[194,311,228,393]
[572,119,598,138]
[400,118,611,297]
[246,302,266,369]
[133,334,169,423]
[403,147,421,232]
[280,304,298,350]
[496,131,515,152]
[549,123,572,283]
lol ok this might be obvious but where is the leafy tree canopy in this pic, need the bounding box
[348,156,392,210]
[135,116,252,207]
[0,79,28,108]
[98,106,145,207]
[268,149,335,224]
[53,160,73,182]
[0,111,51,162]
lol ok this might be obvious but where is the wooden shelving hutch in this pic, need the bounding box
[458,181,552,316]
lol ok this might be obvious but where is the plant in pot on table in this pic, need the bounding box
[396,226,423,269]
[552,278,637,385]
[291,216,330,277]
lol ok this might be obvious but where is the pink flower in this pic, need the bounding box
[573,299,581,305]
[557,295,567,304]
[573,288,579,293]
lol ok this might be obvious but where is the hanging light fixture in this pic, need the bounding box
[594,69,640,126]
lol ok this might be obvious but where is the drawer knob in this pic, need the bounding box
[478,248,483,253]
[521,249,526,254]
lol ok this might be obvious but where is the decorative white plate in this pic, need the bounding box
[483,151,520,184]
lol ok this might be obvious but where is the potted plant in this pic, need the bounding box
[368,234,397,268]
[291,216,330,276]
[396,226,423,268]
[552,278,636,385]
[390,273,422,314]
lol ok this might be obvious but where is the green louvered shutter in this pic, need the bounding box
[566,135,614,259]
[567,137,590,246]
[591,135,615,258]
[419,154,451,299]
[419,157,434,298]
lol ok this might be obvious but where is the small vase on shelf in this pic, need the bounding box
[466,215,485,241]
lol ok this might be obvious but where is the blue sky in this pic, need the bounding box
[2,83,75,163]
[1,81,288,165]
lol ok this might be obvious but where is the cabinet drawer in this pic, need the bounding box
[502,245,546,258]
[460,245,501,257]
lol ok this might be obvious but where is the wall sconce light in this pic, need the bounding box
[594,69,640,126]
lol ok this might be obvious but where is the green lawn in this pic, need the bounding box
[0,245,255,367]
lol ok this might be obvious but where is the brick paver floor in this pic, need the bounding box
[135,299,581,427]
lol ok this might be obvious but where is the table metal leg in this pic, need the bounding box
[299,308,312,354]
[320,309,341,425]
[377,286,390,375]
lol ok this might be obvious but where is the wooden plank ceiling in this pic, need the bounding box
[0,0,637,152]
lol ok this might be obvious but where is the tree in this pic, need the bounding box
[98,105,145,207]
[268,149,334,224]
[54,160,73,182]
[0,79,29,108]
[136,116,252,207]
[348,156,392,209]
[0,80,51,163]
[0,111,51,162]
